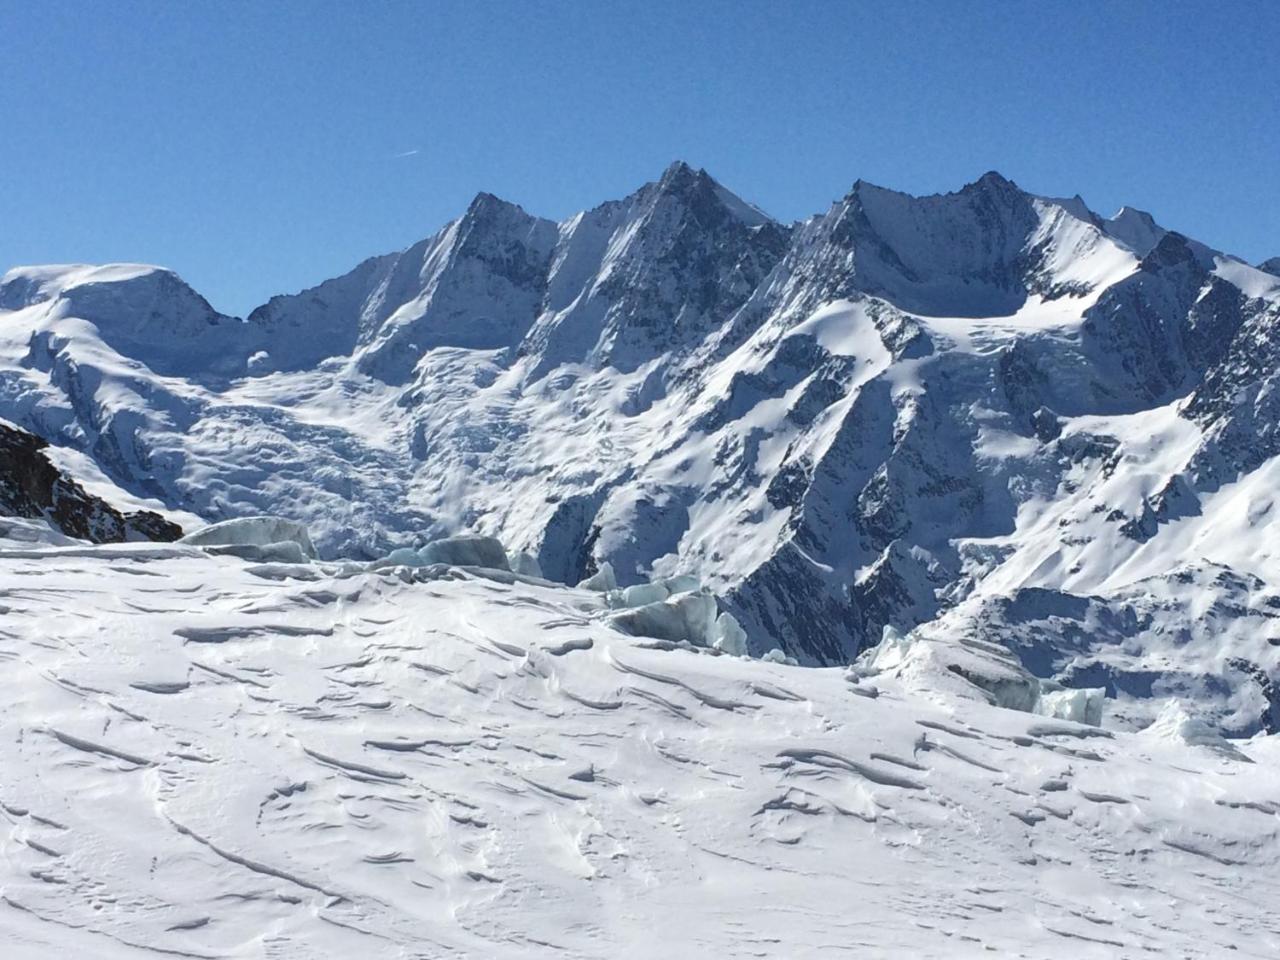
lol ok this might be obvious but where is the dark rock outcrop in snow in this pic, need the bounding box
[0,421,181,543]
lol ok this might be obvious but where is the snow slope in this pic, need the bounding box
[2,541,1278,958]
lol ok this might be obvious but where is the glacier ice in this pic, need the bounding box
[711,611,749,656]
[1035,684,1105,727]
[598,570,748,655]
[370,536,527,576]
[862,624,1107,725]
[367,546,442,571]
[609,590,718,646]
[661,574,701,594]
[180,516,318,561]
[762,648,797,665]
[577,561,618,592]
[1143,700,1253,761]
[509,550,543,578]
[857,624,1043,714]
[418,534,510,571]
[2,522,1279,958]
[0,516,79,547]
[620,581,670,607]
[611,574,706,610]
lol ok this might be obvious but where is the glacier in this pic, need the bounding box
[1,530,1278,957]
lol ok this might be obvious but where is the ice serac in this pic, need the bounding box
[3,164,1280,731]
[181,515,317,562]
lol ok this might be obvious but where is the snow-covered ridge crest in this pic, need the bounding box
[0,263,167,308]
[3,163,1280,735]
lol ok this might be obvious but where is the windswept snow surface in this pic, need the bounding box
[1,544,1278,958]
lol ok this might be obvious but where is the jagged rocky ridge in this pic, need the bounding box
[3,163,1280,733]
[0,419,181,543]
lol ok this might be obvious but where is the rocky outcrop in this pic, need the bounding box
[0,422,181,543]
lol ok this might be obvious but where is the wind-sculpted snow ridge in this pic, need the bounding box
[1,541,1278,958]
[3,163,1280,731]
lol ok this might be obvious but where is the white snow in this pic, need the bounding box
[1102,206,1167,256]
[1,543,1276,957]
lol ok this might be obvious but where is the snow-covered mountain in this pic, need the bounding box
[4,162,1280,733]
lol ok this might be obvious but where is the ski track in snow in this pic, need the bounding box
[2,544,1278,958]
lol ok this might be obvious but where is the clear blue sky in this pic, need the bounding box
[2,0,1277,316]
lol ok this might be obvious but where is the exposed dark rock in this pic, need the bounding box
[0,422,181,543]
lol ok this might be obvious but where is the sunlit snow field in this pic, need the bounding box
[2,534,1277,958]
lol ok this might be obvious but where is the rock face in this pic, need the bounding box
[0,421,181,543]
[2,163,1280,730]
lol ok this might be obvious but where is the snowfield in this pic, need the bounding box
[2,539,1278,958]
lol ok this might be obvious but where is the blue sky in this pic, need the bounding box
[2,0,1277,316]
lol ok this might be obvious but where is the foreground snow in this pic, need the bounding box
[2,542,1277,958]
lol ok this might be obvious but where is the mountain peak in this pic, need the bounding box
[462,190,530,221]
[1113,205,1158,225]
[973,170,1017,190]
[1139,230,1199,271]
[952,171,1023,200]
[1103,206,1167,257]
[467,190,503,209]
[847,177,893,196]
[0,263,215,317]
[1258,256,1280,277]
[647,160,773,227]
[658,159,704,184]
[846,170,1024,208]
[652,159,717,202]
[1042,193,1094,222]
